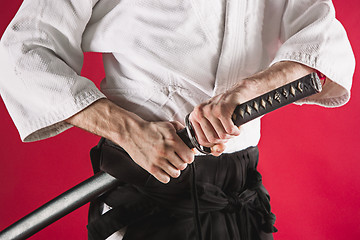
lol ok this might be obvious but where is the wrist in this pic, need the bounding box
[102,100,147,147]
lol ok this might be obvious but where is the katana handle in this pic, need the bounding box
[0,72,322,240]
[177,72,322,154]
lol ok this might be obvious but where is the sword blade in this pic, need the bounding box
[0,72,322,239]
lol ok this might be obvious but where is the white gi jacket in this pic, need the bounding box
[0,0,355,154]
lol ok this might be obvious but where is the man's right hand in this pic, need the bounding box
[66,98,194,184]
[118,119,195,184]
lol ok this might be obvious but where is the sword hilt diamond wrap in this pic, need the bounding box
[0,73,323,240]
[178,72,322,154]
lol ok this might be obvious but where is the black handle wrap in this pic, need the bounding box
[178,72,322,154]
[0,73,322,239]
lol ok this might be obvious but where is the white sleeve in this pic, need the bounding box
[0,0,106,142]
[270,0,355,107]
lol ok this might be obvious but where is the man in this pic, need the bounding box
[0,0,354,239]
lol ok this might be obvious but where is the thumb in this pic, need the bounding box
[211,143,226,156]
[169,121,185,131]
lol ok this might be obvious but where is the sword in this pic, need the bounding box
[178,72,322,154]
[0,72,322,240]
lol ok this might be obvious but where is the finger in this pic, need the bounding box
[158,158,181,179]
[206,115,232,141]
[148,166,171,184]
[190,119,212,147]
[167,151,190,170]
[219,116,241,136]
[172,144,194,166]
[169,121,185,131]
[166,128,195,164]
[190,106,229,144]
[196,116,227,145]
[211,143,226,156]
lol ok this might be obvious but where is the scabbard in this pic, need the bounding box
[0,172,119,240]
[0,72,322,239]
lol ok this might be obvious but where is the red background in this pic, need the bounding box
[0,1,359,239]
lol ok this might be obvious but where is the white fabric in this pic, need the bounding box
[0,0,355,154]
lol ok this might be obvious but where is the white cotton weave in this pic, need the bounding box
[0,0,355,154]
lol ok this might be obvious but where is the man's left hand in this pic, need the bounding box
[189,61,315,155]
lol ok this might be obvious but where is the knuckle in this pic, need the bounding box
[164,121,175,129]
[220,112,231,122]
[148,164,158,175]
[208,130,220,141]
[166,132,177,142]
[170,121,184,130]
[152,157,163,166]
[197,136,208,146]
[225,128,234,135]
[221,120,234,134]
[224,126,233,135]
[221,104,231,114]
[212,106,222,118]
[216,103,231,116]
[192,105,205,120]
[194,104,204,111]
[186,152,195,164]
[228,125,240,135]
[207,135,217,143]
[218,132,227,139]
[198,140,212,148]
[156,145,168,156]
[229,128,237,134]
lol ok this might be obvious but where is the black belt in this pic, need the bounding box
[87,141,277,240]
[0,73,320,240]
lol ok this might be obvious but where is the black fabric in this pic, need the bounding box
[88,138,106,224]
[87,139,277,240]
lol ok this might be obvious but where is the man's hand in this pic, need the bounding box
[66,62,315,182]
[189,87,243,155]
[189,61,314,155]
[117,119,194,184]
[66,99,194,184]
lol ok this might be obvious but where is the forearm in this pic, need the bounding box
[65,98,144,147]
[234,61,315,102]
[65,98,194,184]
[189,61,316,149]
